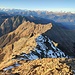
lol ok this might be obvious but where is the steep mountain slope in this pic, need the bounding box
[0,15,55,37]
[25,16,54,24]
[0,20,75,75]
[0,16,25,37]
[43,24,75,56]
[1,15,75,57]
[1,8,75,29]
[0,12,11,25]
[0,9,75,75]
[0,21,69,73]
[0,21,52,48]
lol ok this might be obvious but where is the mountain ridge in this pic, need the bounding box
[0,16,75,75]
[0,21,70,75]
[0,8,75,29]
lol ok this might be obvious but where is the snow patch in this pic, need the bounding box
[14,35,68,60]
[3,63,20,71]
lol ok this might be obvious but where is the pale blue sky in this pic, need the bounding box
[0,0,75,12]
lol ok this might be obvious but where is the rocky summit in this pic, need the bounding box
[0,58,74,75]
[0,20,75,75]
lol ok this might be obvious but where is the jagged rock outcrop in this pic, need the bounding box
[0,20,74,75]
[12,34,68,60]
[0,16,25,36]
[1,15,75,57]
[0,15,54,37]
[0,21,69,72]
[0,34,68,70]
[0,21,52,67]
[13,58,73,75]
[0,21,52,48]
[0,58,73,75]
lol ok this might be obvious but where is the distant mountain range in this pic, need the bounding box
[0,9,75,74]
[0,15,55,37]
[0,8,75,30]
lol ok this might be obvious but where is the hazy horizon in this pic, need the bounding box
[0,0,75,13]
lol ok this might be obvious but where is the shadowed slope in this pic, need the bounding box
[0,16,25,36]
[43,24,75,56]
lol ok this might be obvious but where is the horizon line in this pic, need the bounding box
[0,7,75,13]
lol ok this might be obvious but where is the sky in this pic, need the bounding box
[0,0,75,12]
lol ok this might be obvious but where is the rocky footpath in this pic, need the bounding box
[0,58,74,75]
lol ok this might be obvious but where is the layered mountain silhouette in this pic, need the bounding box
[1,8,75,29]
[0,15,54,37]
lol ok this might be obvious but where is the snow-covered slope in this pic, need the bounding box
[2,35,68,71]
[13,35,68,60]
